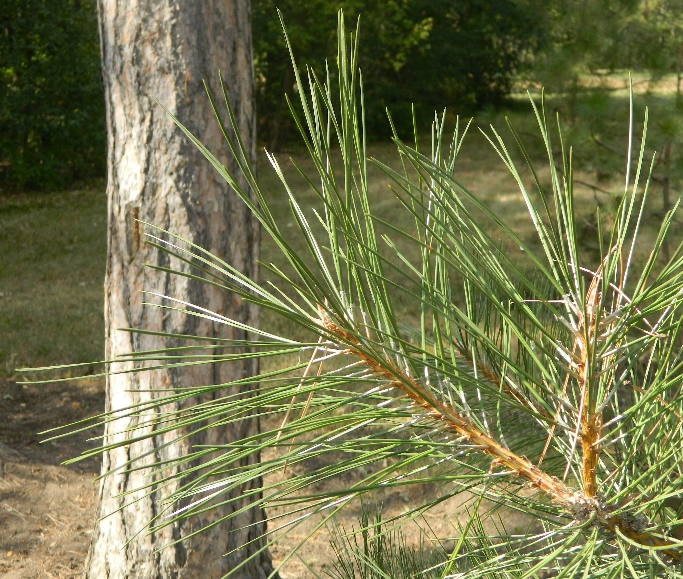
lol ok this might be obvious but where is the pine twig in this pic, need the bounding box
[317,305,683,562]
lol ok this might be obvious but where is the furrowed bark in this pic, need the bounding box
[89,1,275,577]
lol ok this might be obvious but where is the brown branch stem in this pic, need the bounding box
[315,306,682,561]
[577,261,606,499]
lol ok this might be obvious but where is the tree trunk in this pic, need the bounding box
[88,1,274,577]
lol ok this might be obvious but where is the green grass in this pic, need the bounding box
[0,181,107,377]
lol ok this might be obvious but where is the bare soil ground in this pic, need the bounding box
[0,378,102,578]
[0,375,477,579]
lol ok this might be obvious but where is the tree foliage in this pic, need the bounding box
[30,17,683,577]
[0,0,104,191]
[253,0,542,146]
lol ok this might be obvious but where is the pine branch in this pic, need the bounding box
[450,338,553,421]
[577,267,603,499]
[317,305,683,562]
[30,15,683,574]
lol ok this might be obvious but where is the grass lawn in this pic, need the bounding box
[0,182,107,378]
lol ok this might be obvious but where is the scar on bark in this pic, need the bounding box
[128,206,142,256]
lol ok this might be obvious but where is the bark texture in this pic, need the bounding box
[88,1,274,577]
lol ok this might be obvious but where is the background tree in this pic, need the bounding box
[527,0,683,259]
[531,0,683,112]
[88,1,274,577]
[0,0,105,191]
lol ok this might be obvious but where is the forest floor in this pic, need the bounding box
[1,82,680,577]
